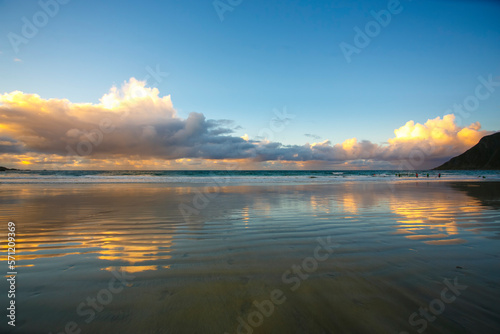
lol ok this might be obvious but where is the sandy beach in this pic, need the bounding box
[0,180,499,333]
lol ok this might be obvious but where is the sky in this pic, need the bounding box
[0,0,499,170]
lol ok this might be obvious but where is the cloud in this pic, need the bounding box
[0,136,23,154]
[0,78,492,169]
[304,133,322,140]
[382,114,489,164]
[0,78,256,161]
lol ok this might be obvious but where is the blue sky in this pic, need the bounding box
[0,0,499,169]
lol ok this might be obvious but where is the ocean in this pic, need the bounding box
[1,169,499,183]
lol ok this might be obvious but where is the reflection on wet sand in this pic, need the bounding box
[0,182,499,333]
[1,182,498,268]
[0,185,180,274]
[388,183,495,246]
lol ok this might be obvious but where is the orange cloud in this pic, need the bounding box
[384,114,490,167]
[390,114,485,148]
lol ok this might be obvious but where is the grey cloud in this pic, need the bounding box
[304,133,322,140]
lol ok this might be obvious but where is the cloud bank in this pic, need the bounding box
[0,78,492,169]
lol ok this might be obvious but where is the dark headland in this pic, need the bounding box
[434,132,500,170]
[0,166,19,171]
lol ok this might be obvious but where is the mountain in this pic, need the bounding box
[0,166,19,171]
[434,132,500,170]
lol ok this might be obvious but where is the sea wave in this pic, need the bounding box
[0,170,498,184]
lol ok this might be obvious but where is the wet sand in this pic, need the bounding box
[0,181,499,333]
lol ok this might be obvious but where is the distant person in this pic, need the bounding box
[416,173,418,178]
[427,173,429,178]
[438,173,441,178]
